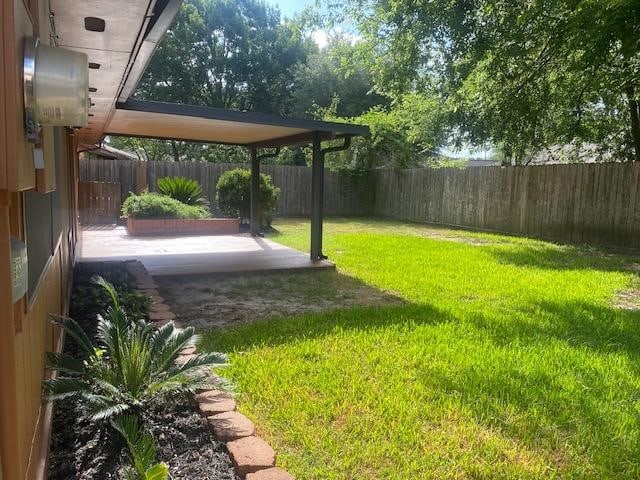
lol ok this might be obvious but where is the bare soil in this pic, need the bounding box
[156,270,403,329]
[614,287,640,311]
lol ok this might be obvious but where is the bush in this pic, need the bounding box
[122,192,209,219]
[215,168,280,226]
[157,176,209,206]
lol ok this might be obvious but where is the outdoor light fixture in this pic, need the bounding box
[24,37,89,142]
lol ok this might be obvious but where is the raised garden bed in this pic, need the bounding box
[126,216,240,236]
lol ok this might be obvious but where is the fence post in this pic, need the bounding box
[250,147,260,236]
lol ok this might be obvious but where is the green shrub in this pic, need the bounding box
[122,192,209,219]
[157,176,209,206]
[215,168,280,226]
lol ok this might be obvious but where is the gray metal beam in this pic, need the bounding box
[310,135,353,260]
[250,146,260,236]
[310,132,324,260]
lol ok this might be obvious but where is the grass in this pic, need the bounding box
[201,217,640,479]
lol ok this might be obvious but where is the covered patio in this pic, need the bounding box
[104,99,369,262]
[78,225,334,275]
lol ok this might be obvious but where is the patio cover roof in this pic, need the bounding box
[105,99,369,147]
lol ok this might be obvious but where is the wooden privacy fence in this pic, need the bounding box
[79,157,640,250]
[78,181,122,224]
[78,158,373,217]
[78,157,139,203]
[147,161,373,216]
[373,163,640,249]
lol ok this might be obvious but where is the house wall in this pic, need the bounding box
[0,1,78,478]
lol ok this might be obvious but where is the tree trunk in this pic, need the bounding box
[626,85,640,162]
[170,140,180,162]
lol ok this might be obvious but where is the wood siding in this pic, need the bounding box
[0,129,76,480]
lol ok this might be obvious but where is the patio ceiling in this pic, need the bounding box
[105,99,370,147]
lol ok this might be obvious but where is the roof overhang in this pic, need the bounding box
[105,99,369,147]
[50,0,182,145]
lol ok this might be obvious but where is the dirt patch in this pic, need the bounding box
[614,261,640,310]
[156,270,403,329]
[614,288,640,311]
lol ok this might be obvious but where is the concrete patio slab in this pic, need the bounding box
[78,225,334,276]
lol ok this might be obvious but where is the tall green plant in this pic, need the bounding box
[215,168,280,226]
[43,276,228,421]
[157,176,209,206]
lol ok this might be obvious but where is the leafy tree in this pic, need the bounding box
[291,36,389,118]
[323,92,449,170]
[137,0,313,113]
[336,0,640,163]
[111,0,315,162]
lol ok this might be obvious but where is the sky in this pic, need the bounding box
[267,0,318,18]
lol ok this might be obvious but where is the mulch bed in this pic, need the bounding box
[48,399,236,480]
[47,262,236,480]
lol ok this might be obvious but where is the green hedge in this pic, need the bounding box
[122,192,210,219]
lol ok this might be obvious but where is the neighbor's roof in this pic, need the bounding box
[105,99,369,147]
[81,144,139,160]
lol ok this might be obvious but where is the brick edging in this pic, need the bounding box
[125,261,294,480]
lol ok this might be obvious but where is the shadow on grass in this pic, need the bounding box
[489,241,636,273]
[200,291,640,476]
[203,295,640,362]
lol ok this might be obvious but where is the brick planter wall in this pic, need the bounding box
[126,217,240,236]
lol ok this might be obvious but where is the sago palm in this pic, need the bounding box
[43,276,227,421]
[111,414,169,480]
[157,176,209,206]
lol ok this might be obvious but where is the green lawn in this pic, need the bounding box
[201,218,640,479]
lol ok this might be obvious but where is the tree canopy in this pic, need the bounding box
[336,0,640,163]
[290,35,388,118]
[109,0,640,167]
[136,0,313,114]
[111,0,315,163]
